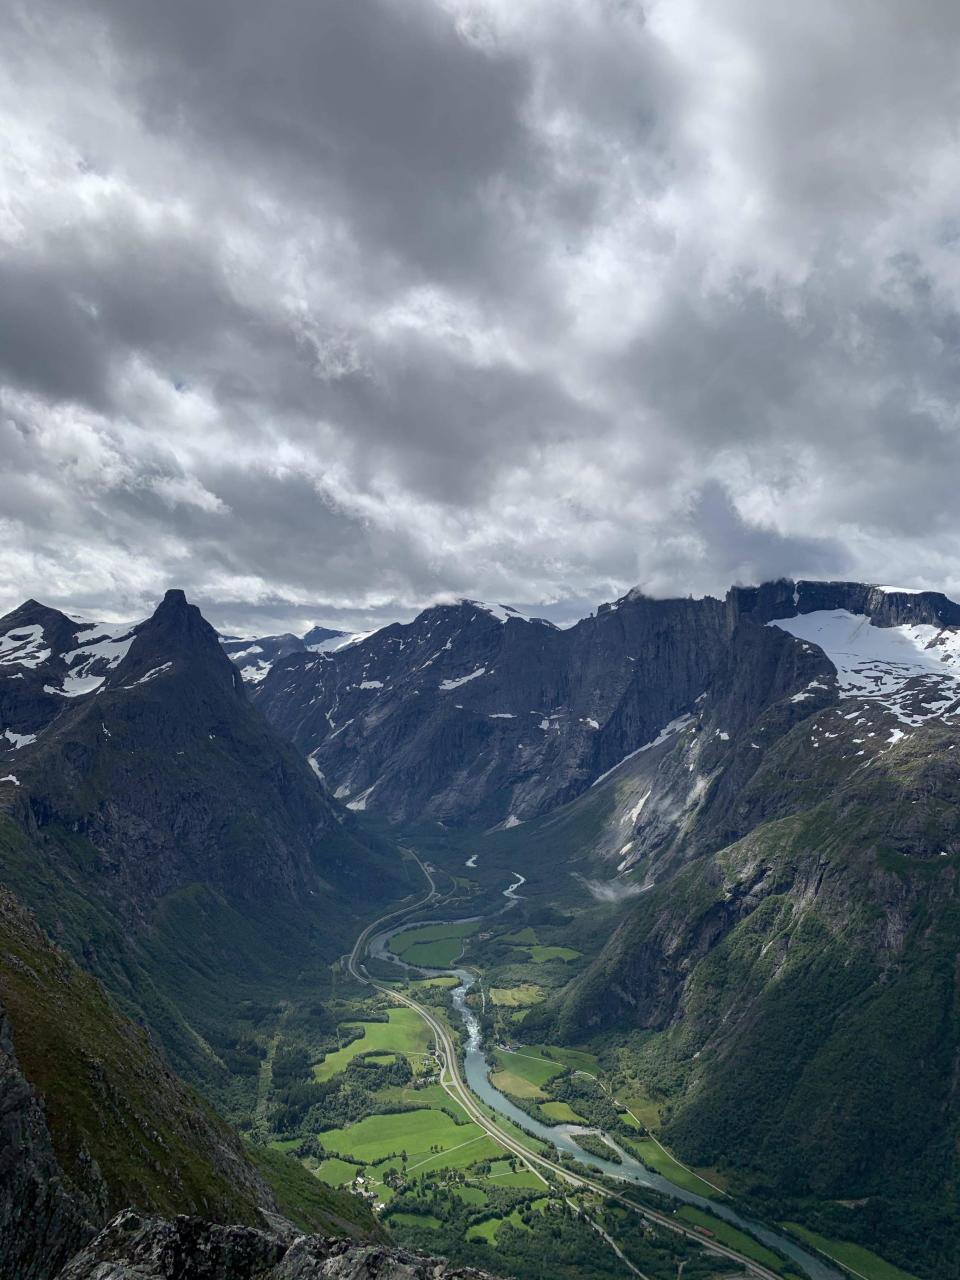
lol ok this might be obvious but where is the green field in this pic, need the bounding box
[389,1211,442,1230]
[491,1068,545,1099]
[493,1048,566,1089]
[320,1107,501,1170]
[527,945,582,963]
[410,975,459,989]
[501,927,539,944]
[403,940,465,966]
[453,1185,488,1205]
[389,921,476,968]
[486,1157,548,1189]
[527,1043,599,1074]
[623,1137,721,1198]
[541,1100,585,1123]
[313,1156,358,1186]
[490,983,545,1006]
[783,1224,920,1280]
[377,1080,471,1123]
[677,1207,785,1271]
[312,1008,433,1080]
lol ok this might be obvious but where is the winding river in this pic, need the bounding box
[368,878,841,1280]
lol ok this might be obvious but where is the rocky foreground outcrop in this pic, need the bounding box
[56,1211,502,1280]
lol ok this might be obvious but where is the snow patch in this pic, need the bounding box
[346,783,377,811]
[769,609,960,726]
[124,662,172,688]
[626,790,651,825]
[359,679,384,689]
[0,774,20,786]
[0,624,50,668]
[58,623,139,696]
[2,728,37,749]
[439,667,486,691]
[307,629,378,653]
[489,712,515,719]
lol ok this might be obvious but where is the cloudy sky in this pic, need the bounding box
[3,0,960,633]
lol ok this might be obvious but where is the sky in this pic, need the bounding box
[4,1,960,635]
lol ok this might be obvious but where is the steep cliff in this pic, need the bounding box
[254,594,727,827]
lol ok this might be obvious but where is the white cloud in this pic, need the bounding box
[2,0,960,632]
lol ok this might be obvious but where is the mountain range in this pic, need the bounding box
[3,576,960,1276]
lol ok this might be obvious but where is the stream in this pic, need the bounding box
[368,877,841,1280]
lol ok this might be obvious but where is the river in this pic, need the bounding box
[367,883,841,1280]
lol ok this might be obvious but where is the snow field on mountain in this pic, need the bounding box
[769,609,960,725]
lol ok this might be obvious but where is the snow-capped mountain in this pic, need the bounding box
[251,580,960,829]
[219,625,371,682]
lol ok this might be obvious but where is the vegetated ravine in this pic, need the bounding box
[366,874,841,1280]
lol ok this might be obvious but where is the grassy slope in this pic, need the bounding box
[0,883,264,1225]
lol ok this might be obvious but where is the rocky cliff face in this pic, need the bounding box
[56,1211,502,1280]
[251,578,960,834]
[254,594,728,827]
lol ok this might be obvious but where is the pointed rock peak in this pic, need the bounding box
[102,589,243,698]
[138,589,220,649]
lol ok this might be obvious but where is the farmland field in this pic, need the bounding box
[319,1107,501,1170]
[312,1008,433,1080]
[493,1048,565,1089]
[489,983,545,1007]
[622,1136,721,1198]
[313,1156,358,1185]
[388,921,477,968]
[540,1100,585,1122]
[527,944,581,962]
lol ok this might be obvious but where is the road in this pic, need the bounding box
[346,854,785,1280]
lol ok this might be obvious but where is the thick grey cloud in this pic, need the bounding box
[3,0,960,633]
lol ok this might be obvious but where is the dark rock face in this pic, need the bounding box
[0,591,401,918]
[253,579,960,830]
[254,595,728,826]
[56,1211,502,1280]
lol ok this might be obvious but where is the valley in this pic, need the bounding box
[251,842,883,1280]
[2,579,958,1280]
